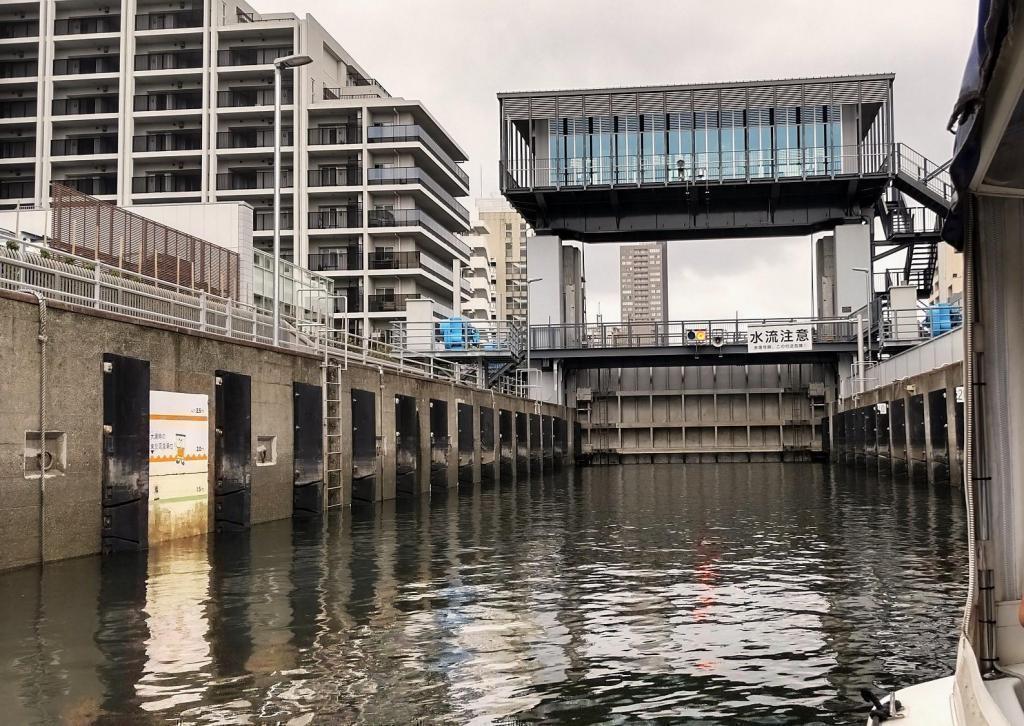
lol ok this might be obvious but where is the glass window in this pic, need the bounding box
[668,113,694,181]
[588,116,612,184]
[775,107,800,177]
[614,115,639,184]
[694,111,719,181]
[747,108,772,179]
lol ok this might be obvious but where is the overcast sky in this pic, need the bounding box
[261,0,976,321]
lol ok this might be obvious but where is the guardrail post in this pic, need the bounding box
[94,265,102,309]
[199,290,207,332]
[226,303,233,338]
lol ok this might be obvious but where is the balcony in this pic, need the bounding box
[53,55,120,76]
[1,20,39,39]
[367,250,420,271]
[0,179,32,198]
[309,247,362,272]
[0,60,38,79]
[368,124,469,186]
[134,49,202,71]
[254,209,293,231]
[367,208,470,257]
[51,135,117,156]
[216,127,291,148]
[323,77,389,100]
[0,139,34,158]
[308,165,361,187]
[217,46,292,66]
[131,173,202,194]
[308,209,361,230]
[58,175,117,195]
[133,91,202,112]
[367,293,419,313]
[53,15,120,35]
[134,10,203,31]
[52,96,117,115]
[132,130,202,152]
[0,99,36,118]
[337,290,362,313]
[216,169,291,190]
[308,125,360,145]
[368,166,469,222]
[218,87,290,107]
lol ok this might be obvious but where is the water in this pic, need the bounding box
[0,463,966,725]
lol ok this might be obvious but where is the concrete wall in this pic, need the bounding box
[830,361,963,485]
[833,223,871,316]
[1,289,572,571]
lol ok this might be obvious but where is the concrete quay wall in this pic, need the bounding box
[0,290,571,571]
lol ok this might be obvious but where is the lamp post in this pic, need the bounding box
[853,266,872,377]
[525,276,543,396]
[271,53,312,346]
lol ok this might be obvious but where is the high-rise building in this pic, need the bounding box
[0,0,470,341]
[460,223,497,321]
[619,241,668,323]
[476,197,530,322]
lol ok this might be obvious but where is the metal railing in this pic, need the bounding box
[1,180,34,199]
[392,319,525,358]
[133,92,202,112]
[217,128,292,148]
[52,96,118,115]
[54,56,120,75]
[217,47,293,66]
[131,174,202,193]
[308,209,362,230]
[367,208,471,258]
[216,170,292,190]
[367,293,419,312]
[134,10,203,31]
[529,317,859,350]
[323,78,390,99]
[1,100,36,119]
[52,136,118,156]
[878,304,963,346]
[54,15,120,35]
[58,176,117,195]
[134,50,202,71]
[308,249,361,271]
[308,166,361,187]
[367,124,470,186]
[1,139,35,159]
[308,125,360,145]
[132,132,202,152]
[0,238,526,396]
[886,205,941,236]
[367,250,419,270]
[217,87,292,107]
[367,166,470,222]
[0,60,38,78]
[254,209,293,231]
[1,19,39,38]
[502,143,893,192]
[893,143,954,203]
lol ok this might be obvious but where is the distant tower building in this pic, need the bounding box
[476,197,530,322]
[620,241,668,323]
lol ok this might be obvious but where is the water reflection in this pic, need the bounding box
[0,463,966,725]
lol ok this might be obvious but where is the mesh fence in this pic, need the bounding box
[50,183,240,300]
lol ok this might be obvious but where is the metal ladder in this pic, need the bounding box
[323,355,345,509]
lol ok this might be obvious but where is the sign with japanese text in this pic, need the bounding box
[746,324,814,353]
[149,391,209,544]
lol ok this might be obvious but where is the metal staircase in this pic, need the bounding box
[874,144,955,299]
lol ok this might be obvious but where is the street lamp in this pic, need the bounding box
[271,54,312,346]
[525,276,543,396]
[852,266,872,383]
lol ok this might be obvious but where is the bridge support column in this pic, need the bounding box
[817,223,871,317]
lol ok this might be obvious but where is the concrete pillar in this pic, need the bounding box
[417,390,432,496]
[833,223,872,316]
[380,380,396,501]
[945,377,962,485]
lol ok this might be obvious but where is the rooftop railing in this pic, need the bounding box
[368,124,469,186]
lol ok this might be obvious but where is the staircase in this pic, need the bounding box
[874,144,955,299]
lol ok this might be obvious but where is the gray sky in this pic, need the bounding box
[261,0,976,321]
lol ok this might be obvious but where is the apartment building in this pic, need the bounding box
[0,0,471,339]
[476,197,529,322]
[461,222,497,321]
[619,241,668,323]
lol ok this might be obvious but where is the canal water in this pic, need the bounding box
[0,463,966,725]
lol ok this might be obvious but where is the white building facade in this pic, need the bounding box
[0,0,471,340]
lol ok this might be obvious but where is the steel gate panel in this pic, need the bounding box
[457,402,474,484]
[820,416,830,457]
[499,409,514,478]
[429,399,449,489]
[928,388,950,482]
[102,353,150,552]
[516,411,529,471]
[542,414,554,469]
[876,404,891,460]
[529,413,541,466]
[479,406,496,480]
[395,394,419,497]
[293,382,324,515]
[891,398,908,471]
[214,370,251,531]
[351,388,377,503]
[908,394,927,465]
[553,417,567,467]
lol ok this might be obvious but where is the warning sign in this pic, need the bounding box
[746,324,814,353]
[149,391,209,543]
